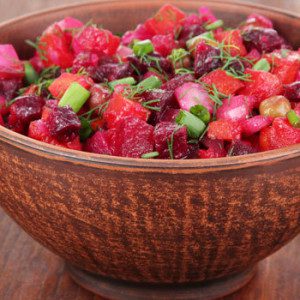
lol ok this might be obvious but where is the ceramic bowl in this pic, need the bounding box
[0,1,299,299]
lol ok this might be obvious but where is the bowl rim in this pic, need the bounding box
[0,0,299,171]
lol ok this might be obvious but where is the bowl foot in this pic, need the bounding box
[66,264,257,300]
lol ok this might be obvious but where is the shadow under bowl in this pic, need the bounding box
[0,1,299,299]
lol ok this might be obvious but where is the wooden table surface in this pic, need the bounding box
[0,0,299,299]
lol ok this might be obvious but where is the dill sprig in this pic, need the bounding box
[211,34,254,81]
[168,48,189,69]
[25,37,47,61]
[167,125,182,159]
[142,99,161,111]
[79,101,109,120]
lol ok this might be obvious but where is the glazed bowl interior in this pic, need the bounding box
[0,0,299,170]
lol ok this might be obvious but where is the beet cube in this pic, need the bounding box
[46,106,81,141]
[154,122,188,159]
[8,95,45,132]
[114,117,155,158]
[194,42,222,78]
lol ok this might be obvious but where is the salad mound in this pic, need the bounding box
[0,5,299,159]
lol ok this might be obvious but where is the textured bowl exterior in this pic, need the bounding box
[0,0,299,284]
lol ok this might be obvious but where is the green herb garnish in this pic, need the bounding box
[205,20,224,31]
[253,58,271,72]
[108,77,136,90]
[58,83,90,113]
[287,110,300,128]
[176,110,206,139]
[24,61,39,84]
[190,105,211,124]
[133,39,154,57]
[141,151,160,159]
[142,99,161,111]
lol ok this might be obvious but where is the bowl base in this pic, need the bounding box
[66,264,257,300]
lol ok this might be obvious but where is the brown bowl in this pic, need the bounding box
[0,1,299,299]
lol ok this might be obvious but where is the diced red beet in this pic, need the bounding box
[48,73,93,99]
[198,147,226,159]
[144,4,186,35]
[154,122,188,159]
[239,69,282,104]
[242,115,273,136]
[122,24,154,46]
[175,82,213,113]
[41,100,59,121]
[38,25,74,68]
[45,17,83,45]
[29,53,45,73]
[272,59,300,84]
[284,81,300,101]
[127,56,149,75]
[159,108,180,122]
[216,95,250,122]
[84,129,117,155]
[208,120,242,141]
[29,119,82,150]
[0,114,4,126]
[194,42,222,78]
[8,95,45,132]
[242,28,285,53]
[90,118,105,131]
[0,95,8,115]
[228,139,257,156]
[198,137,226,159]
[152,34,178,57]
[0,44,24,79]
[85,118,154,158]
[29,119,56,143]
[244,13,273,29]
[214,30,247,57]
[178,16,205,47]
[245,48,261,62]
[198,6,217,24]
[73,26,120,56]
[259,117,300,151]
[72,51,100,74]
[141,88,176,123]
[45,106,81,142]
[114,117,154,158]
[88,84,111,113]
[162,74,195,91]
[201,69,244,96]
[103,92,150,128]
[93,62,134,83]
[143,70,167,83]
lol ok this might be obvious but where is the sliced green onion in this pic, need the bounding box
[136,76,162,91]
[186,31,215,49]
[253,58,271,72]
[79,117,93,141]
[133,39,154,57]
[205,20,224,31]
[176,110,206,139]
[287,110,300,128]
[24,61,39,84]
[58,82,90,113]
[108,77,136,90]
[281,49,289,58]
[190,105,211,124]
[141,151,160,159]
